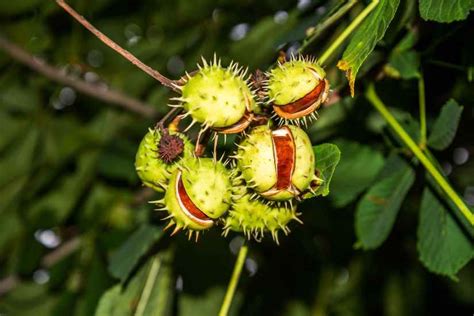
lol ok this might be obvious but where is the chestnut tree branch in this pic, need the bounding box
[56,0,179,92]
[0,36,158,118]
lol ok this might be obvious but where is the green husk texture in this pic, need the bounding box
[181,61,256,128]
[158,158,233,234]
[223,186,300,244]
[236,124,316,201]
[267,57,326,105]
[180,157,232,219]
[135,128,195,192]
[237,125,276,193]
[163,168,213,231]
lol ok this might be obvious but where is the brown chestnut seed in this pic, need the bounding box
[259,126,299,198]
[273,78,329,120]
[214,110,254,134]
[175,170,214,227]
[266,56,329,124]
[236,125,316,201]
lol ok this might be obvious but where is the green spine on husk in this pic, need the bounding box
[235,124,316,201]
[223,185,301,244]
[135,128,194,192]
[179,157,233,219]
[154,157,233,238]
[267,56,326,106]
[177,58,257,128]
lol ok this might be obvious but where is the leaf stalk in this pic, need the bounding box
[366,84,474,226]
[319,0,379,64]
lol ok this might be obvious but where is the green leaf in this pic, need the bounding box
[419,0,474,23]
[311,143,341,197]
[0,128,38,189]
[94,285,121,316]
[0,282,59,316]
[329,140,385,207]
[387,50,420,79]
[0,211,22,253]
[0,114,28,152]
[337,0,400,96]
[96,252,174,316]
[178,286,243,316]
[26,152,98,227]
[355,155,415,249]
[417,187,473,279]
[108,224,163,282]
[427,99,463,150]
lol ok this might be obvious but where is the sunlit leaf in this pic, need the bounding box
[337,0,400,96]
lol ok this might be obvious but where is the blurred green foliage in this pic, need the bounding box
[0,0,473,315]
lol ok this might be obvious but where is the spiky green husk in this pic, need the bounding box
[135,128,194,192]
[153,157,234,239]
[161,168,213,232]
[179,60,257,128]
[235,124,316,201]
[223,187,301,244]
[180,157,233,219]
[289,125,315,191]
[267,56,326,106]
[237,125,276,193]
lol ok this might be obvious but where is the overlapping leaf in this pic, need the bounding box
[329,140,385,207]
[97,252,174,316]
[337,0,400,96]
[427,99,463,150]
[417,188,473,278]
[419,0,474,22]
[108,224,163,282]
[312,143,341,197]
[355,155,415,249]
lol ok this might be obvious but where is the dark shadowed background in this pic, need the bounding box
[0,0,473,315]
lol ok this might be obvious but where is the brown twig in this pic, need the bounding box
[41,237,81,268]
[56,0,179,92]
[0,36,158,118]
[154,107,183,130]
[0,275,19,297]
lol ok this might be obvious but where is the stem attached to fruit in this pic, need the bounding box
[219,243,249,316]
[155,108,183,130]
[366,84,474,226]
[56,0,179,91]
[318,0,379,65]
